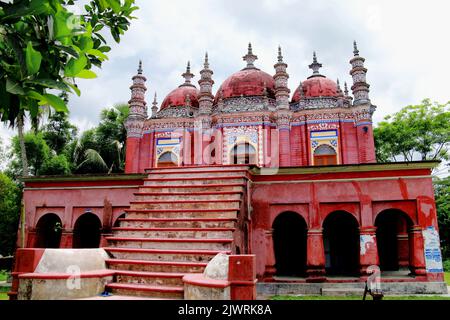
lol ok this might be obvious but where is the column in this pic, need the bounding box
[359,226,379,277]
[263,229,276,280]
[60,229,73,248]
[409,225,426,276]
[306,229,326,282]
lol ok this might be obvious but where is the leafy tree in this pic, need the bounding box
[0,172,21,256]
[42,111,77,154]
[374,99,450,162]
[434,176,450,260]
[40,153,71,175]
[0,0,138,176]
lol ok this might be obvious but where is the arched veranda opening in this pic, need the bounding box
[72,213,102,248]
[157,151,178,168]
[272,212,307,277]
[313,144,337,166]
[34,213,62,248]
[375,209,413,275]
[230,143,257,165]
[323,211,360,277]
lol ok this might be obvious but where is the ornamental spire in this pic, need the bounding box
[204,52,209,69]
[151,92,158,118]
[308,51,323,77]
[344,82,349,96]
[353,40,359,56]
[243,42,258,69]
[277,45,283,63]
[137,60,143,74]
[181,61,195,86]
[349,41,371,105]
[198,52,214,115]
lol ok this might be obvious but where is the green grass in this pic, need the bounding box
[271,295,450,300]
[445,272,450,286]
[0,293,8,300]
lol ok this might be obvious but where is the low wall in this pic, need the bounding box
[12,248,113,300]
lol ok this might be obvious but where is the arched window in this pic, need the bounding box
[313,144,337,166]
[230,143,256,165]
[157,151,178,167]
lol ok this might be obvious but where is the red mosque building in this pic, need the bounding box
[16,42,446,298]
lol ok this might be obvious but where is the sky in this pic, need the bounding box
[1,0,450,159]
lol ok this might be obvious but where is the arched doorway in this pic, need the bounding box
[323,211,359,276]
[73,213,102,248]
[313,144,337,166]
[272,212,307,277]
[157,151,178,167]
[34,213,62,248]
[375,210,413,273]
[230,143,256,165]
[113,213,126,228]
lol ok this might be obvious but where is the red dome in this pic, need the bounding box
[160,85,199,110]
[214,68,275,103]
[292,76,338,102]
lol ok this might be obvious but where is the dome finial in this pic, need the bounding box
[344,81,349,96]
[243,42,258,69]
[277,45,283,63]
[137,60,143,74]
[181,61,194,86]
[204,52,209,69]
[309,51,322,76]
[337,78,341,91]
[353,40,359,56]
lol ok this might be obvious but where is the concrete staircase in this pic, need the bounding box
[104,165,249,299]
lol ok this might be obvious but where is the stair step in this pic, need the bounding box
[105,247,229,262]
[107,259,207,273]
[134,191,242,201]
[138,184,245,193]
[143,176,246,186]
[112,227,234,239]
[124,209,238,219]
[107,237,233,250]
[145,164,249,173]
[147,170,248,179]
[114,270,185,287]
[129,200,240,210]
[118,218,236,229]
[106,283,184,299]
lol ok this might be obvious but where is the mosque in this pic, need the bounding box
[11,42,446,299]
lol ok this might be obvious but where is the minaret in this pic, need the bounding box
[151,92,158,118]
[124,60,147,173]
[349,41,370,105]
[273,46,290,110]
[243,43,258,69]
[180,61,195,87]
[198,52,214,115]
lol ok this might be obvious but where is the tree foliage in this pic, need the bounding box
[374,99,450,162]
[42,111,77,154]
[0,172,21,256]
[434,176,450,260]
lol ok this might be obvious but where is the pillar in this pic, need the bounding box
[60,230,73,248]
[409,225,426,276]
[359,226,379,277]
[263,229,276,280]
[306,229,326,282]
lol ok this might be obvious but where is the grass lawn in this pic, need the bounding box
[445,272,450,286]
[271,295,450,300]
[0,293,8,300]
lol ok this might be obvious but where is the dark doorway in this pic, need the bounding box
[375,210,412,272]
[272,212,307,277]
[73,213,102,248]
[113,213,126,228]
[231,143,256,165]
[34,214,62,248]
[323,211,359,276]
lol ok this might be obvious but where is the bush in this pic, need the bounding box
[443,259,450,272]
[0,173,21,256]
[40,154,71,175]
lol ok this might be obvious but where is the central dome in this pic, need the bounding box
[214,68,275,103]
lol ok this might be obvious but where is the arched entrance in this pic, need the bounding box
[113,213,126,228]
[34,213,62,248]
[323,211,359,276]
[313,144,337,166]
[157,151,178,167]
[272,212,307,277]
[73,213,102,248]
[375,210,413,273]
[230,143,256,165]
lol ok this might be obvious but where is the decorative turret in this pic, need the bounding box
[243,43,258,69]
[198,52,214,115]
[151,92,158,118]
[273,46,290,110]
[349,41,370,105]
[126,60,147,138]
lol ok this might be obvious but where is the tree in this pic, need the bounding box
[42,111,77,154]
[0,172,21,256]
[374,99,450,163]
[0,0,138,176]
[434,176,450,260]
